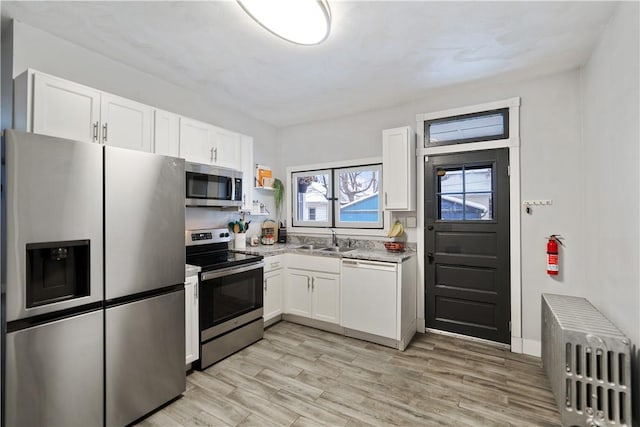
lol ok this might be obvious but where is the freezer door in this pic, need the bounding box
[4,130,104,322]
[105,146,185,299]
[5,310,104,426]
[106,290,186,426]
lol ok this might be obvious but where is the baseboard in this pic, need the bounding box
[522,339,541,357]
[417,318,426,333]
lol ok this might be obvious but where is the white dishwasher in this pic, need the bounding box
[341,259,398,339]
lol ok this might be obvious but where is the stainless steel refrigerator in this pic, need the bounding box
[4,130,186,426]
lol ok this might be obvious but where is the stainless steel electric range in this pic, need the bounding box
[185,228,264,369]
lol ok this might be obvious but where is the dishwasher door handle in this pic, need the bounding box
[342,259,397,272]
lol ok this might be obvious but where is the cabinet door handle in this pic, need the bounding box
[102,123,108,143]
[311,276,315,291]
[210,147,214,162]
[385,192,388,207]
[270,262,279,269]
[264,279,267,291]
[93,122,99,142]
[307,277,310,289]
[214,147,218,162]
[194,283,198,300]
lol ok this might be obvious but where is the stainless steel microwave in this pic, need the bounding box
[185,162,243,207]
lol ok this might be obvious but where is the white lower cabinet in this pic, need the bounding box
[184,275,199,365]
[284,254,340,325]
[310,273,340,324]
[284,269,312,317]
[263,255,284,323]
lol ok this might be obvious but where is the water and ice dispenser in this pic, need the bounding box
[26,240,90,307]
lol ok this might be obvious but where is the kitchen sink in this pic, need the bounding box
[295,244,322,250]
[321,247,355,253]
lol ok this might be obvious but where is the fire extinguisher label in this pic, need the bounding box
[547,254,558,271]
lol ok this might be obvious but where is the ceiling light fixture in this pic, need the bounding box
[238,0,331,46]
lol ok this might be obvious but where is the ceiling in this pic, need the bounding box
[2,1,617,127]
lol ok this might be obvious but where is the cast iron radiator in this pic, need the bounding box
[542,293,632,427]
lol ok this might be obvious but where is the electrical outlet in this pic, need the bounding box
[406,216,417,228]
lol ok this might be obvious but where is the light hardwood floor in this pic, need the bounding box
[138,321,561,426]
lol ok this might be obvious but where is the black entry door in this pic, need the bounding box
[425,149,510,344]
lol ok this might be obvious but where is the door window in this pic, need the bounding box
[437,164,493,220]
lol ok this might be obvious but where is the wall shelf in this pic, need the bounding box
[239,209,269,216]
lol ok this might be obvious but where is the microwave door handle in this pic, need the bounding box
[228,178,234,201]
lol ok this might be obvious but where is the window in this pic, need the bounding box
[292,164,383,229]
[426,108,508,146]
[437,164,493,221]
[292,169,332,227]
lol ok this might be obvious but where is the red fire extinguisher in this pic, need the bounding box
[547,235,563,275]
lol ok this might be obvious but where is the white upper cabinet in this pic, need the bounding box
[211,125,241,170]
[179,120,242,169]
[153,109,180,157]
[382,126,416,211]
[16,69,153,152]
[31,72,101,144]
[179,117,214,164]
[14,69,251,164]
[100,94,153,152]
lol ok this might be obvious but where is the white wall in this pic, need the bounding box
[7,20,280,231]
[580,3,639,421]
[278,67,623,352]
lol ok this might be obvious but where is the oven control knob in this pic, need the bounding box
[219,233,225,238]
[224,233,230,237]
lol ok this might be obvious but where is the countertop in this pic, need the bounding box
[232,243,415,263]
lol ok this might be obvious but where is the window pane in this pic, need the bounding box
[427,108,508,145]
[436,164,494,221]
[438,168,463,194]
[465,192,492,220]
[464,166,492,192]
[439,194,465,220]
[337,166,381,226]
[293,171,332,226]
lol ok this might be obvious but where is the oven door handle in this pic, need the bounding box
[201,261,264,281]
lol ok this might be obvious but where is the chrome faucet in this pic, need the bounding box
[330,229,338,247]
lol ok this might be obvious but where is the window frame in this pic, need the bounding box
[287,157,390,235]
[425,107,509,147]
[291,169,333,228]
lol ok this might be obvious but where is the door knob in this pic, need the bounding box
[427,225,434,231]
[427,252,434,263]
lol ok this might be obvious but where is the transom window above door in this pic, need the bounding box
[425,108,508,146]
[437,164,494,221]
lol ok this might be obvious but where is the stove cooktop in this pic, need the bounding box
[185,227,263,271]
[187,252,263,271]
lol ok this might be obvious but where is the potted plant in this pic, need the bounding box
[273,178,284,219]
